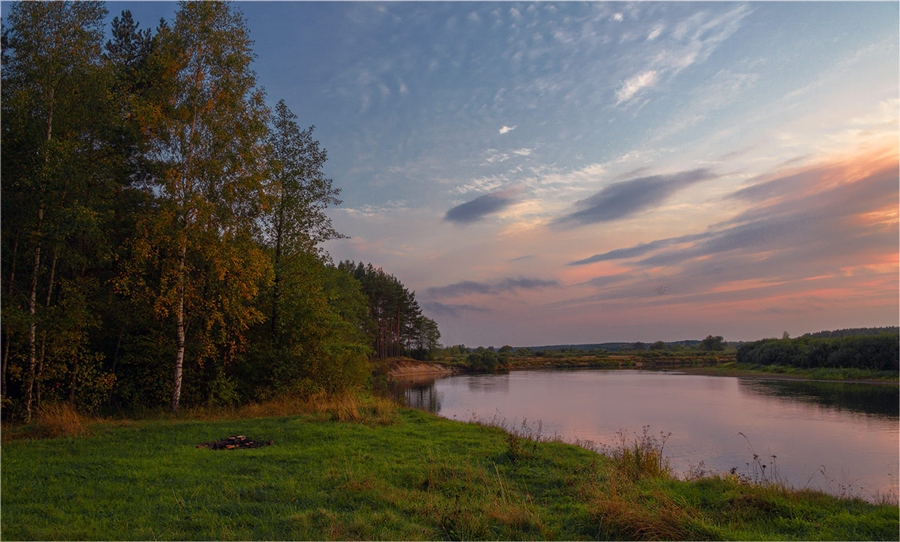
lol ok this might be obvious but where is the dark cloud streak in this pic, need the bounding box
[568,232,707,266]
[427,277,559,298]
[421,301,490,318]
[444,190,517,224]
[554,169,717,228]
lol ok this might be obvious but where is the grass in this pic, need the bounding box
[2,399,898,540]
[682,362,899,383]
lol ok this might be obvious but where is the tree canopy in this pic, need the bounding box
[1,1,442,419]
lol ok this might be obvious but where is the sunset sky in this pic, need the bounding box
[104,1,899,347]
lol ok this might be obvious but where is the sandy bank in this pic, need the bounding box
[386,359,458,381]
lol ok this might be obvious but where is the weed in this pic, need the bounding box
[600,425,672,482]
[735,432,782,486]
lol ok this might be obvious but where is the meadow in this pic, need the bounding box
[2,398,897,541]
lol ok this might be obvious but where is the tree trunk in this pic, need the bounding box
[24,207,44,422]
[68,338,78,407]
[171,242,187,412]
[271,194,285,341]
[2,232,20,398]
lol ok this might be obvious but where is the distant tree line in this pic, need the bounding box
[1,1,440,420]
[800,327,899,339]
[736,333,899,371]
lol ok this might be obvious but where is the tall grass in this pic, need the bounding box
[600,425,673,482]
[2,392,399,443]
[31,402,89,439]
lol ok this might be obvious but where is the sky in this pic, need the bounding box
[44,1,900,346]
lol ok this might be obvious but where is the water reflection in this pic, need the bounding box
[467,373,510,393]
[738,379,899,418]
[390,378,442,412]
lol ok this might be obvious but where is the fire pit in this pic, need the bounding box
[197,435,273,450]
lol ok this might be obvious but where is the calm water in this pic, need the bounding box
[393,369,899,501]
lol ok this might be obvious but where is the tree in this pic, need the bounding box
[700,335,726,352]
[264,100,345,341]
[119,1,271,412]
[2,1,111,420]
[338,261,441,360]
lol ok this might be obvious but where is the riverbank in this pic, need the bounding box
[419,355,898,385]
[676,361,899,385]
[382,358,458,381]
[2,399,897,540]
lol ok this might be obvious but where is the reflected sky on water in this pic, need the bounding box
[392,369,899,501]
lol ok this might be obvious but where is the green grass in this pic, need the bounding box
[2,405,897,540]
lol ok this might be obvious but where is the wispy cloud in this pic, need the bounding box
[427,277,560,298]
[554,169,717,228]
[339,200,410,219]
[499,125,517,134]
[616,70,658,104]
[444,189,519,224]
[615,4,750,106]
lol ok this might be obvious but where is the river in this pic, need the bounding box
[392,369,899,502]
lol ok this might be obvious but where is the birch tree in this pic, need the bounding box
[121,1,270,412]
[1,1,109,420]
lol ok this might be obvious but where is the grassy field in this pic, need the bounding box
[2,399,898,541]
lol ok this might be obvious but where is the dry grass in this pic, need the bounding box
[254,392,398,424]
[589,486,713,541]
[2,392,399,443]
[184,391,400,425]
[30,402,90,439]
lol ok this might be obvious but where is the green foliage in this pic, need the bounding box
[466,347,508,372]
[339,261,441,360]
[736,333,899,371]
[1,1,440,418]
[700,335,726,351]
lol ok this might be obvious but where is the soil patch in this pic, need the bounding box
[197,435,273,450]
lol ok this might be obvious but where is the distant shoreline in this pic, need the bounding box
[388,358,898,386]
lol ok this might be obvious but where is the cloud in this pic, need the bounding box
[422,301,490,318]
[616,70,658,104]
[568,233,707,266]
[499,125,517,134]
[444,189,519,224]
[557,151,899,311]
[554,169,717,228]
[427,277,560,298]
